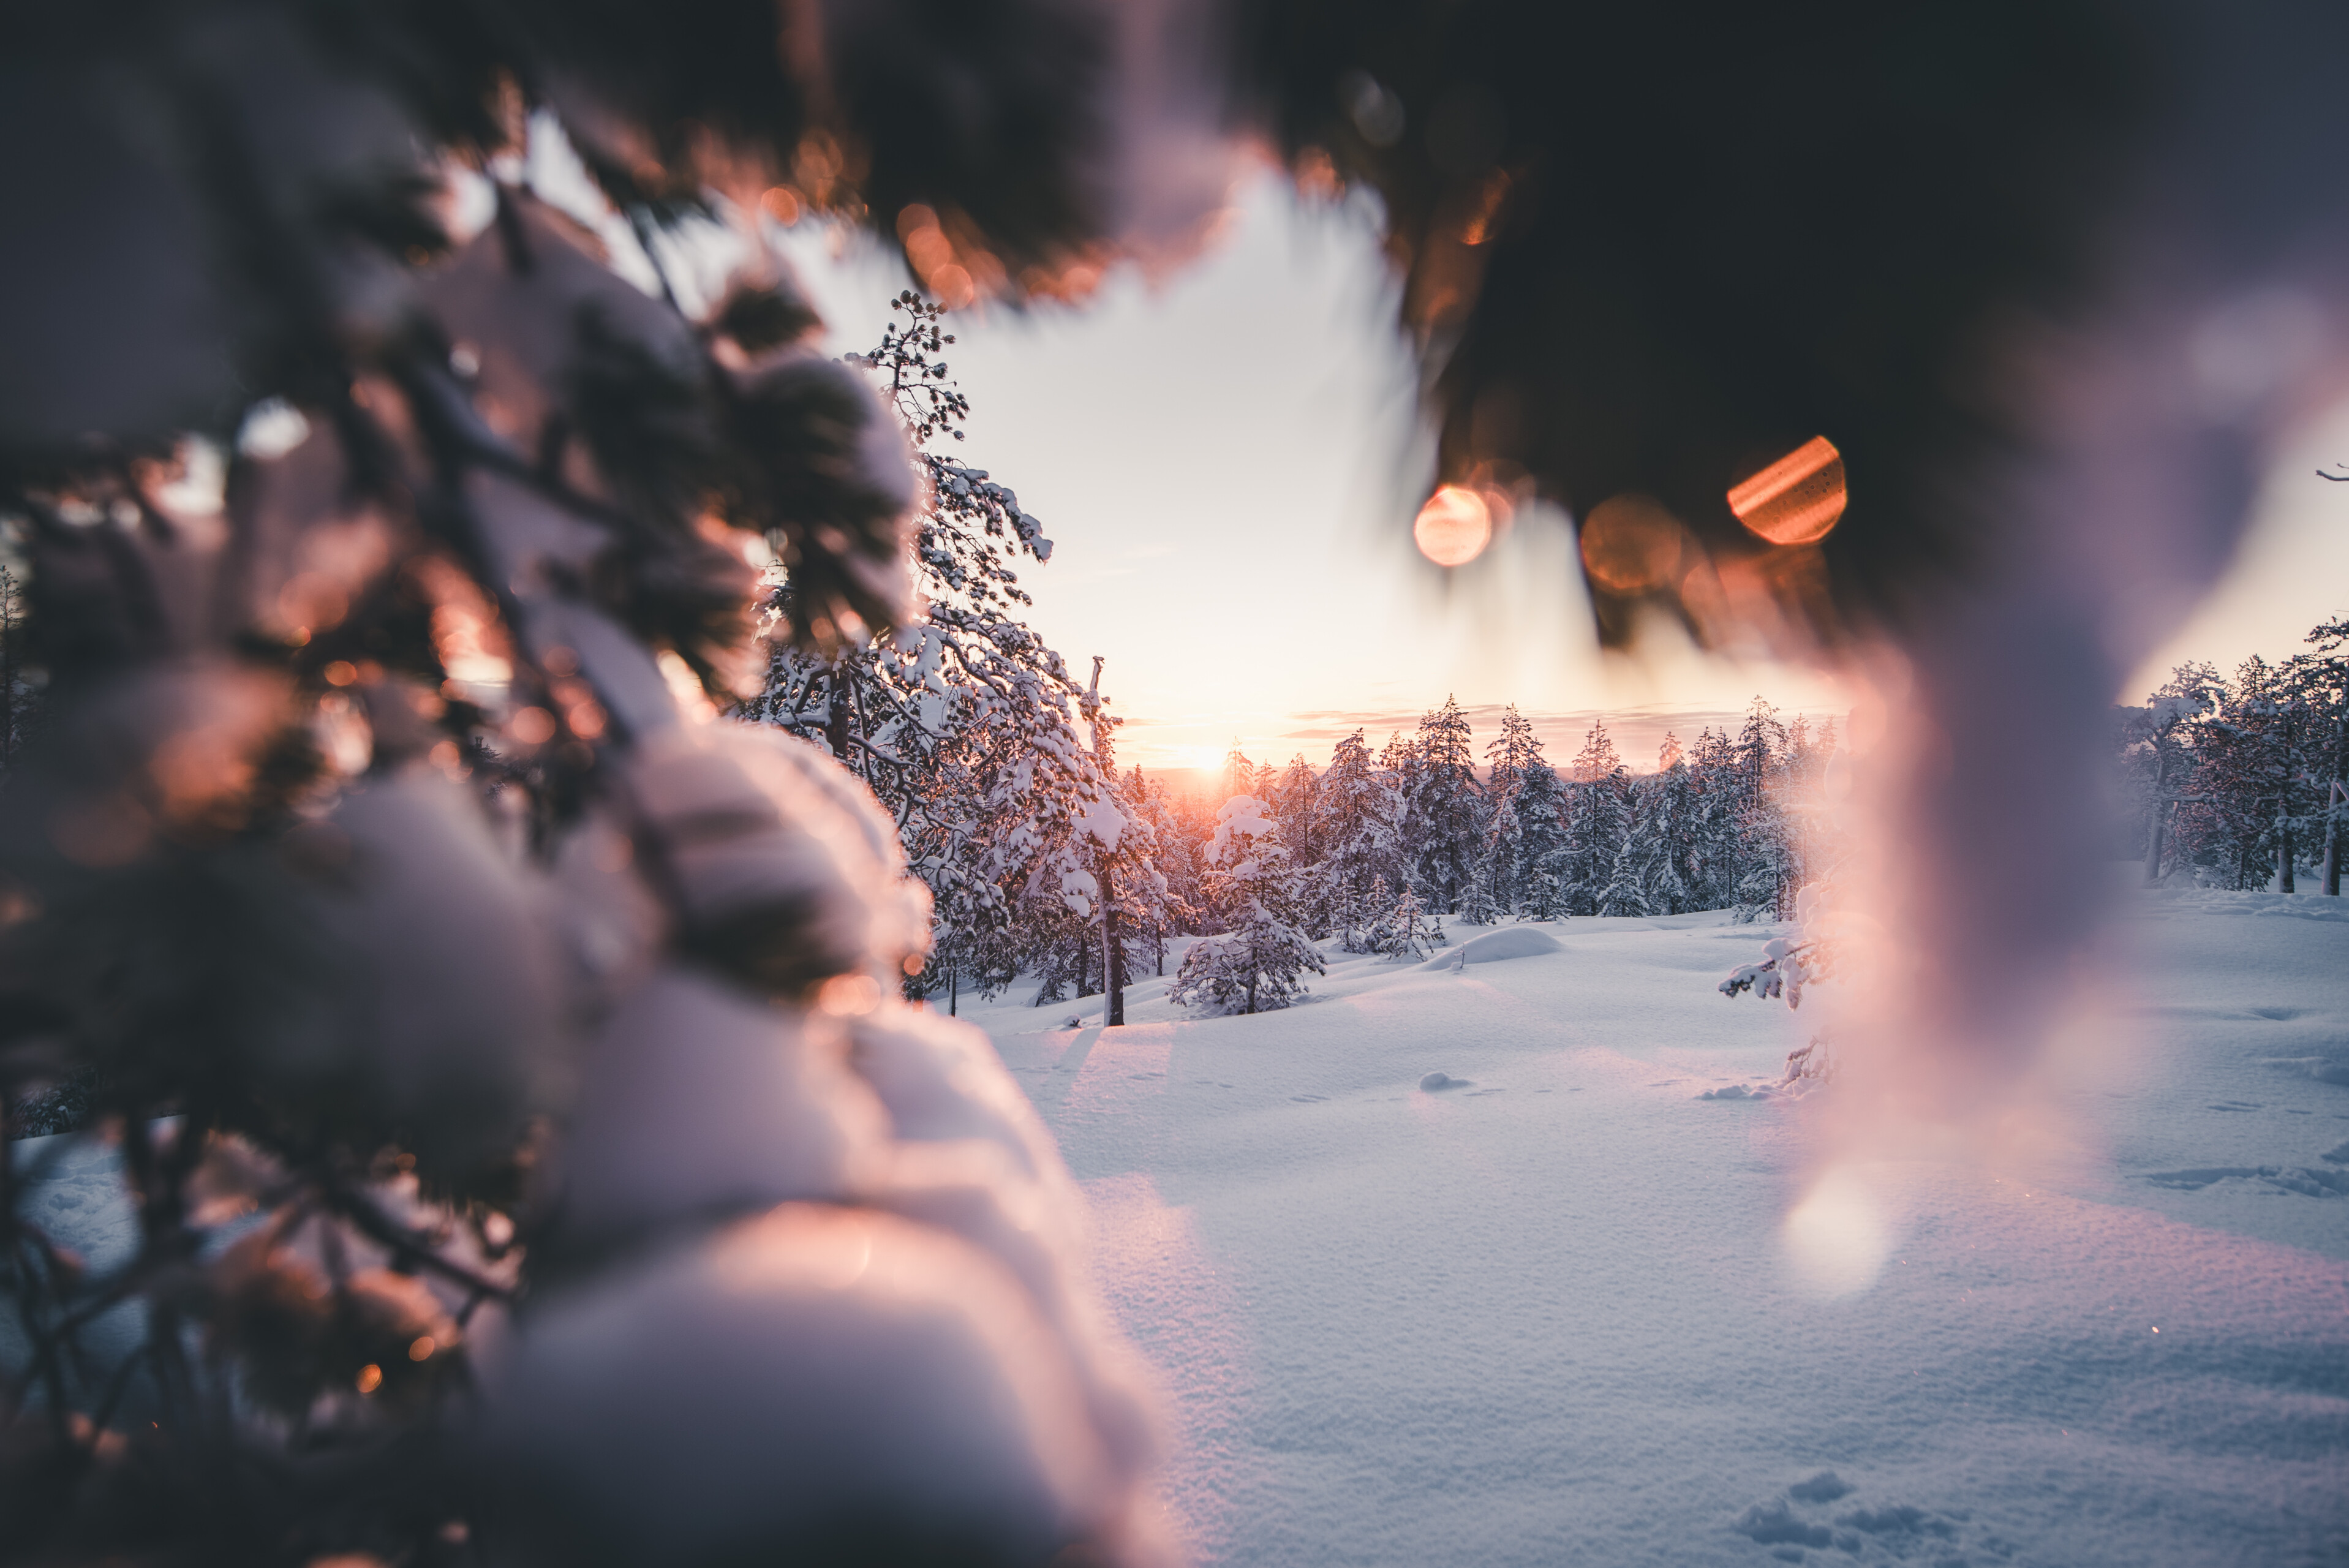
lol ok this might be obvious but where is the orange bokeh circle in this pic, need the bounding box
[1413,485,1493,567]
[1728,435,1846,546]
[1579,494,1686,594]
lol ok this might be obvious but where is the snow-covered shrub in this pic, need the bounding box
[1720,873,1852,1086]
[1170,912,1326,1016]
[1378,881,1443,962]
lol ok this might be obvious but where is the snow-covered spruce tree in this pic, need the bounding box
[1312,727,1405,931]
[1456,864,1501,925]
[1512,753,1572,921]
[1169,796,1325,1015]
[1593,790,1665,918]
[1477,791,1524,917]
[1379,729,1427,886]
[0,18,1171,1566]
[1358,871,1397,952]
[1727,696,1792,918]
[1016,667,1181,1019]
[1561,720,1631,914]
[1112,763,1196,982]
[752,294,1128,1011]
[1273,752,1322,870]
[2198,653,2326,892]
[1476,704,1542,913]
[1405,696,1484,912]
[1644,735,1707,913]
[2292,620,2349,894]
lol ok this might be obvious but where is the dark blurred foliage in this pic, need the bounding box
[1229,0,2152,644]
[0,4,1165,1561]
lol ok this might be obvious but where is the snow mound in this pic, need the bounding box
[1696,1083,1778,1101]
[1417,1072,1469,1092]
[1423,928,1564,970]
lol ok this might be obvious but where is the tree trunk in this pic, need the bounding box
[2144,801,2167,885]
[2326,699,2348,895]
[1101,859,1123,1026]
[2279,813,2295,893]
[948,964,958,1019]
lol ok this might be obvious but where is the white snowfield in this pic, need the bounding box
[969,891,2349,1568]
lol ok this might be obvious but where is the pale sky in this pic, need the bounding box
[2124,396,2349,698]
[774,174,1849,773]
[766,170,2349,772]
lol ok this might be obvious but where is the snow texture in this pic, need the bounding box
[962,893,2349,1566]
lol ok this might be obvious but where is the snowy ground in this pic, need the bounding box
[9,891,2342,1564]
[965,892,2349,1568]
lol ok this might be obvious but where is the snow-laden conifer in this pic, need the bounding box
[1406,696,1484,911]
[1313,728,1405,918]
[755,296,1128,1005]
[1169,795,1325,1014]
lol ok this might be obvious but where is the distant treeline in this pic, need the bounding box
[973,695,1840,1009]
[2121,616,2349,892]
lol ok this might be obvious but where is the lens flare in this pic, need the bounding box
[1579,494,1687,593]
[1782,1165,1892,1298]
[1729,435,1847,546]
[1413,485,1493,567]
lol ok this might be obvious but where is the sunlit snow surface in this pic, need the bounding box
[970,892,2349,1567]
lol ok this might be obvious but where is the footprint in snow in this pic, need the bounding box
[1290,1093,1328,1103]
[2143,1165,2349,1196]
[1732,1477,1989,1565]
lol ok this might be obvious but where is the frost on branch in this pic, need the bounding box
[1718,933,1832,1011]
